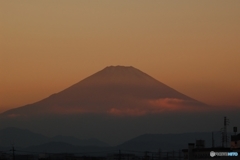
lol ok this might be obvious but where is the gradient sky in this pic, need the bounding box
[1,0,240,113]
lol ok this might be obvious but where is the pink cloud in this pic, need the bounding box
[148,98,206,112]
[106,98,206,116]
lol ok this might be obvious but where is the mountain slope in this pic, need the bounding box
[1,66,206,117]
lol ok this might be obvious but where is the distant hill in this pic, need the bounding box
[0,130,227,155]
[50,135,108,147]
[0,127,48,147]
[0,127,109,148]
[24,142,114,155]
[0,127,226,153]
[117,132,223,151]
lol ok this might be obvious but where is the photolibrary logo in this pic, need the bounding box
[210,151,238,157]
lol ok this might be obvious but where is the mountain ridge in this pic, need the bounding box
[0,127,224,153]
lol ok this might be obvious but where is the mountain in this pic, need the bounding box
[50,135,109,147]
[117,132,223,151]
[24,142,114,155]
[1,66,206,118]
[0,127,49,147]
[0,127,108,148]
[2,65,237,145]
[25,141,79,153]
[1,129,224,153]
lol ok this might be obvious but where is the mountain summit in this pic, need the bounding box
[1,66,206,117]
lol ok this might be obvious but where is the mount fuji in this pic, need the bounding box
[1,66,220,145]
[1,66,206,118]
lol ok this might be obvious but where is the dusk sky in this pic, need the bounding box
[1,1,240,113]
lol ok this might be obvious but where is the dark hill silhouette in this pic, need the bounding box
[1,129,224,153]
[24,142,114,155]
[1,66,206,117]
[25,142,80,153]
[51,135,108,147]
[0,127,109,148]
[0,127,48,147]
[117,132,223,151]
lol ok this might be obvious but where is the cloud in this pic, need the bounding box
[105,98,206,116]
[47,97,208,116]
[148,98,206,112]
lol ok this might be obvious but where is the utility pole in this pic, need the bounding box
[179,150,181,160]
[119,150,121,160]
[223,116,229,147]
[11,145,15,160]
[212,132,215,148]
[158,149,161,160]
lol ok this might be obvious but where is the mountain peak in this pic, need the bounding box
[93,65,154,83]
[100,65,140,75]
[105,65,134,69]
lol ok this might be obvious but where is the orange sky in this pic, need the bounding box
[1,0,240,113]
